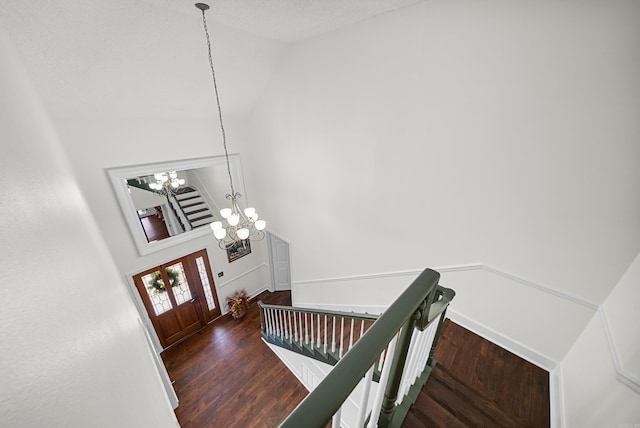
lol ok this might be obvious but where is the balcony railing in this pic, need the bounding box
[260,268,454,428]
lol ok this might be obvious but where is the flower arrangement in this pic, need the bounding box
[227,289,250,319]
[147,268,179,294]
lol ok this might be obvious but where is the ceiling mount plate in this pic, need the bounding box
[195,3,210,11]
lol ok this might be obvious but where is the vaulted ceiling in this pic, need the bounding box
[0,0,425,118]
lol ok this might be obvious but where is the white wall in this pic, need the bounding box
[560,252,640,426]
[243,1,640,423]
[0,3,289,351]
[561,314,640,427]
[602,252,640,385]
[0,27,176,427]
[245,0,640,304]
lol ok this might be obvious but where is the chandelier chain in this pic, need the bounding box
[199,7,236,197]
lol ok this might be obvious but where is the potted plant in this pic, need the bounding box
[227,289,250,319]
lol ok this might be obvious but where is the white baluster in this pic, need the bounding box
[368,333,399,428]
[298,312,304,346]
[317,314,321,348]
[304,313,309,345]
[276,309,281,338]
[282,310,288,340]
[331,407,342,428]
[349,318,355,351]
[339,317,345,359]
[323,315,328,354]
[310,313,315,349]
[331,316,336,353]
[292,310,298,342]
[356,365,375,428]
[288,311,293,343]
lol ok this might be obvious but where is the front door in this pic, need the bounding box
[133,249,221,348]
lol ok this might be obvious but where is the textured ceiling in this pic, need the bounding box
[0,0,425,118]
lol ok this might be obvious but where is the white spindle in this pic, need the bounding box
[349,318,355,351]
[264,308,271,334]
[292,310,298,342]
[298,312,304,346]
[323,315,328,354]
[310,314,315,348]
[339,317,345,359]
[282,310,288,339]
[269,308,276,335]
[331,407,342,428]
[331,316,336,353]
[367,333,399,428]
[317,314,321,348]
[304,313,309,344]
[356,365,375,428]
[287,311,293,343]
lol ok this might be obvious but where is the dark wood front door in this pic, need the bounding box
[133,249,221,348]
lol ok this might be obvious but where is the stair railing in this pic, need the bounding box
[275,268,454,428]
[258,303,379,366]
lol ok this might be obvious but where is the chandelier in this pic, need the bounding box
[195,3,266,249]
[148,171,185,196]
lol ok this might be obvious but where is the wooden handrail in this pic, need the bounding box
[278,268,452,428]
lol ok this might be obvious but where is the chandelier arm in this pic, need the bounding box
[198,5,236,196]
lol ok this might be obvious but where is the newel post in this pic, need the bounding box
[427,306,448,367]
[377,306,422,428]
[257,301,265,334]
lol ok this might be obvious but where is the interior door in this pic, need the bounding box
[133,249,221,348]
[268,232,291,291]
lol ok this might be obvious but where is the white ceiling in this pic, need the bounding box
[0,0,425,118]
[141,0,426,43]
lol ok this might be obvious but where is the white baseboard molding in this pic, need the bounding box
[445,309,557,371]
[549,365,564,428]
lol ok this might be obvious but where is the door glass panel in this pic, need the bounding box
[166,262,192,306]
[142,270,173,316]
[196,256,216,310]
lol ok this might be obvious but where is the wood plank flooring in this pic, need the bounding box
[162,291,550,427]
[403,319,550,427]
[161,290,308,428]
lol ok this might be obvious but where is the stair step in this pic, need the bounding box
[421,365,530,427]
[180,197,206,208]
[191,216,215,227]
[184,204,209,214]
[408,389,467,428]
[401,410,428,428]
[175,189,199,200]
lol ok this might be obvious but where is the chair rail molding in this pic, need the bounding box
[293,262,639,398]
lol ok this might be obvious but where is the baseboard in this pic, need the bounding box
[549,365,564,428]
[446,309,557,371]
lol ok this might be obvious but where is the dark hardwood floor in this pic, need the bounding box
[161,290,308,428]
[162,291,549,427]
[403,319,550,427]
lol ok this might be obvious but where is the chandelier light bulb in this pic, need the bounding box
[244,207,256,218]
[237,228,250,240]
[228,213,240,226]
[213,228,227,240]
[211,221,223,230]
[220,208,232,218]
[255,220,266,231]
[169,171,177,179]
